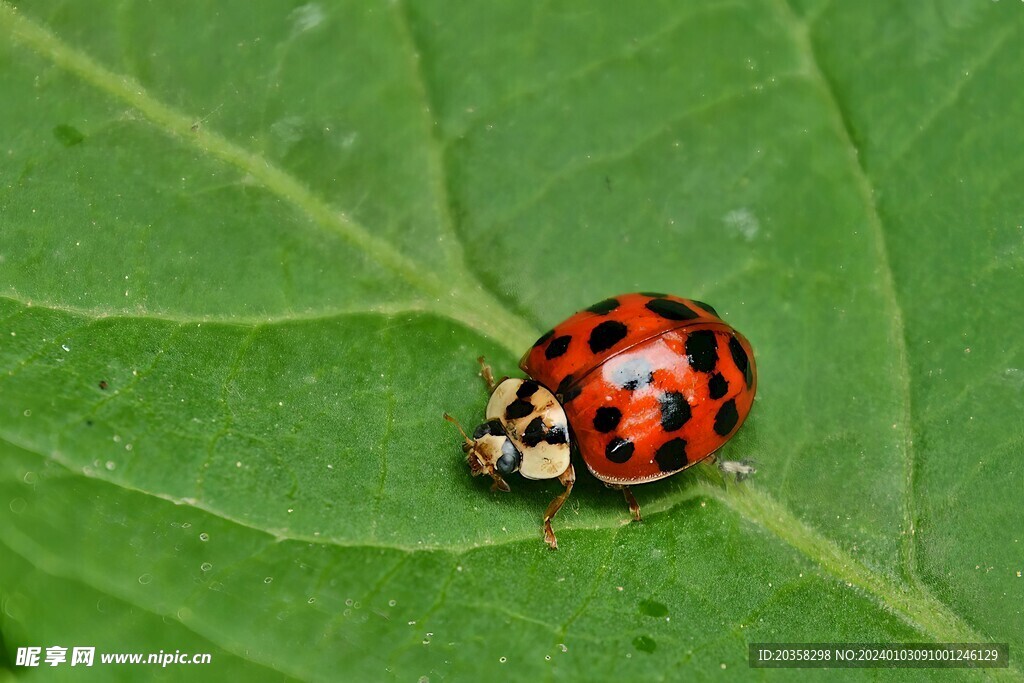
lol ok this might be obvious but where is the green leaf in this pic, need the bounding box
[1,1,1021,680]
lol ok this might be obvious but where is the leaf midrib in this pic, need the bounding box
[0,3,1016,678]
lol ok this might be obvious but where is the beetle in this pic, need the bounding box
[446,292,756,548]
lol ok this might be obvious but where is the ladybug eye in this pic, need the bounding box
[495,439,521,475]
[495,452,517,475]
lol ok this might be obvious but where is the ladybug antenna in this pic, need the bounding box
[445,413,487,475]
[443,412,473,445]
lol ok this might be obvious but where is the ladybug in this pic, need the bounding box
[445,292,756,549]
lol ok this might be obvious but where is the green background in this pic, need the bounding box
[1,0,1022,680]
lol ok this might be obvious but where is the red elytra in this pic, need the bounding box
[520,292,756,484]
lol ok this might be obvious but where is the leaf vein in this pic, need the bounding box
[387,0,464,268]
[195,324,264,497]
[772,0,921,592]
[370,322,397,540]
[497,74,798,226]
[447,1,747,143]
[1,433,1012,670]
[0,3,536,354]
[880,23,1018,174]
[70,323,185,429]
[0,294,424,327]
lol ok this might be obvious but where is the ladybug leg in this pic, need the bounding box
[476,356,507,393]
[542,463,575,550]
[489,473,511,493]
[621,486,642,522]
[605,484,642,522]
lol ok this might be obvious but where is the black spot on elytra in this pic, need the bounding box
[505,399,534,420]
[53,124,84,147]
[714,399,739,436]
[645,298,699,321]
[654,438,688,472]
[708,372,729,400]
[605,437,635,463]
[685,330,718,372]
[729,335,752,387]
[639,291,667,298]
[555,375,581,403]
[516,380,539,398]
[609,357,653,391]
[545,335,572,359]
[522,416,548,447]
[534,329,555,347]
[523,416,567,447]
[690,299,719,316]
[472,418,505,439]
[586,297,621,315]
[545,425,568,445]
[592,407,621,433]
[588,320,628,353]
[659,392,691,432]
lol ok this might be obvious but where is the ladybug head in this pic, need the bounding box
[443,413,522,492]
